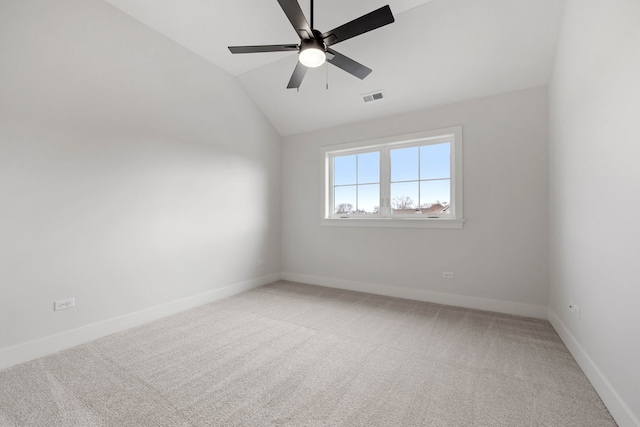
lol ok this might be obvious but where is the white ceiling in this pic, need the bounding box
[104,0,565,136]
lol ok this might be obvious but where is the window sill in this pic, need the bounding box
[320,217,465,229]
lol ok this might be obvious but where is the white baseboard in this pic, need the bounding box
[548,309,640,427]
[280,272,548,320]
[0,273,279,371]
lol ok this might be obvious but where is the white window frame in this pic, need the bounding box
[321,126,464,229]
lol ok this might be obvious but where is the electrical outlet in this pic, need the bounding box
[257,259,264,266]
[568,302,580,319]
[442,272,454,279]
[54,298,75,311]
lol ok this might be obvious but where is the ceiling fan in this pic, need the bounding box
[228,0,394,89]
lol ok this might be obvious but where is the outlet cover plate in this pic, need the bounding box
[568,303,580,319]
[54,298,75,311]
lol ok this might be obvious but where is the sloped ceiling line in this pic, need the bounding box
[104,0,565,135]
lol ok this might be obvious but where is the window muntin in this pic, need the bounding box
[323,127,463,227]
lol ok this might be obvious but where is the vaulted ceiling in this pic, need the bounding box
[104,0,565,136]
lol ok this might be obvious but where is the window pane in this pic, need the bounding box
[391,181,418,214]
[391,147,419,182]
[334,185,356,214]
[420,142,450,180]
[334,155,356,186]
[357,152,380,184]
[356,184,380,214]
[420,180,451,210]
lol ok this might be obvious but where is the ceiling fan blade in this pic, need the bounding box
[287,61,308,89]
[277,0,313,39]
[321,5,394,47]
[228,44,299,54]
[326,48,372,80]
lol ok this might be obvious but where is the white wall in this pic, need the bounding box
[0,0,281,367]
[548,0,640,425]
[281,87,549,318]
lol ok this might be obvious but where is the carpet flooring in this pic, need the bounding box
[0,281,616,426]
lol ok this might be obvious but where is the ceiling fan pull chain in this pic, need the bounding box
[326,61,329,90]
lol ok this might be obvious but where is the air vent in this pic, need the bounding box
[362,91,385,103]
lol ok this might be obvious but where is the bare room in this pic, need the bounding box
[1,0,638,425]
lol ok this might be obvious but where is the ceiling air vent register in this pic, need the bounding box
[362,91,385,103]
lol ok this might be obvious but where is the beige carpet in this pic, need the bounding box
[0,281,616,426]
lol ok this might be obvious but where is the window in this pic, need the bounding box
[322,126,463,229]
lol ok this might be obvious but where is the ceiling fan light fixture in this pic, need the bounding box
[299,39,326,68]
